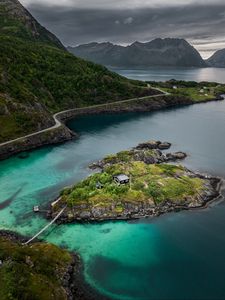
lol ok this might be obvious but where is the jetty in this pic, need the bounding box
[23,207,66,245]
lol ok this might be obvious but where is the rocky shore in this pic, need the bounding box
[54,175,221,224]
[50,140,222,224]
[0,125,76,161]
[90,140,187,170]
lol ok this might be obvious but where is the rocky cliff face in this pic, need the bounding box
[207,49,225,68]
[68,38,207,68]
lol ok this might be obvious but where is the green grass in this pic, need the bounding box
[0,236,72,300]
[157,86,215,102]
[61,161,204,211]
[167,87,215,102]
[149,80,225,102]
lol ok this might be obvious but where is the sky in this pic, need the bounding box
[21,0,225,58]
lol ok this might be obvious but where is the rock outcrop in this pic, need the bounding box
[0,125,75,160]
[90,140,187,169]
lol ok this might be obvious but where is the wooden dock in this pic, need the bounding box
[23,207,66,245]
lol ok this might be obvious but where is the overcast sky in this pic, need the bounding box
[21,0,225,58]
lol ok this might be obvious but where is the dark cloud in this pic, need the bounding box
[26,2,225,58]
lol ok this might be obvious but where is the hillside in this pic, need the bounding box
[207,49,225,67]
[0,0,154,143]
[68,39,207,68]
[0,233,73,300]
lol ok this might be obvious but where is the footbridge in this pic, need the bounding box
[23,207,66,245]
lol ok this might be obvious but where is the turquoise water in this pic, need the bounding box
[1,100,225,299]
[110,67,225,83]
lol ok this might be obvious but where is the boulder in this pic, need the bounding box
[172,152,187,160]
[158,142,171,150]
[166,151,187,161]
[136,140,161,149]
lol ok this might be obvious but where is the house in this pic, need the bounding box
[173,85,177,89]
[113,174,130,185]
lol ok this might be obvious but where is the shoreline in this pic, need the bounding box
[49,139,223,224]
[51,175,222,224]
[0,230,110,300]
[0,93,223,161]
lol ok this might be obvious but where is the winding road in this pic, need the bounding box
[0,89,168,148]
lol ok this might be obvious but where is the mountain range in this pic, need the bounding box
[0,0,152,143]
[68,40,225,68]
[206,49,225,68]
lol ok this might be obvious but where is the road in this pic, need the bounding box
[0,90,168,147]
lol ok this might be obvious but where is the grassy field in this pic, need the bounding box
[149,80,225,102]
[61,161,204,212]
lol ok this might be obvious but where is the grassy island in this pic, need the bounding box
[53,141,220,222]
[64,162,203,208]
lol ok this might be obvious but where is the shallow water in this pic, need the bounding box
[1,100,225,299]
[110,67,225,83]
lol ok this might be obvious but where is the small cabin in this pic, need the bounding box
[113,174,130,185]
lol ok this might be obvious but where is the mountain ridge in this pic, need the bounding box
[68,38,207,68]
[0,0,65,48]
[207,48,225,67]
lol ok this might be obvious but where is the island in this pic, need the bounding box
[50,140,221,223]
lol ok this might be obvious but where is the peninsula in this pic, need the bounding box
[0,231,104,300]
[50,140,221,223]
